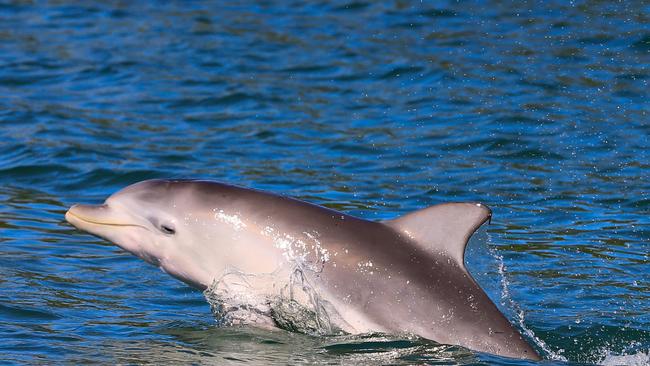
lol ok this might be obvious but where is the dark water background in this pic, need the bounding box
[1,1,648,365]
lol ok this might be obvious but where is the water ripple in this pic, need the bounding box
[0,0,648,364]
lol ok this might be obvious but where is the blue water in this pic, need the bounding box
[1,1,648,365]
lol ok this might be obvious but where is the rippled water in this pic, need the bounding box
[1,1,648,365]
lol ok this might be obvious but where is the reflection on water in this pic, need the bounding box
[0,0,648,364]
[107,326,479,366]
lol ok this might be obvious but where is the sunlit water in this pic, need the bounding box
[0,1,648,365]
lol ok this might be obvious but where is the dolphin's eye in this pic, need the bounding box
[160,224,176,235]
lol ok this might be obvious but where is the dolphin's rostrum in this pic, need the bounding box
[65,179,541,360]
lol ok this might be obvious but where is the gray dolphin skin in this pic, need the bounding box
[65,179,541,360]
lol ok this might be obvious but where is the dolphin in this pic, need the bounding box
[65,179,541,360]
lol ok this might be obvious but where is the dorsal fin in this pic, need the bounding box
[383,203,492,266]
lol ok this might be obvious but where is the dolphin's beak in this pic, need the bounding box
[65,203,153,264]
[65,203,137,228]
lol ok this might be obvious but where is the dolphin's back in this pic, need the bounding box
[279,199,540,360]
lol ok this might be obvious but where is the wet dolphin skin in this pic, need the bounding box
[66,179,541,360]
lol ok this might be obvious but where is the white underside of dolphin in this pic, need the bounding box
[65,179,541,360]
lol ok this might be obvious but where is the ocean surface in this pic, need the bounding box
[0,1,648,365]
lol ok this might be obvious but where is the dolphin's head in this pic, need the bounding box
[65,179,214,289]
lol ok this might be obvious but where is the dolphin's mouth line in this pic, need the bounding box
[66,210,149,230]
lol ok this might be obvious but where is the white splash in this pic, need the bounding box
[600,350,649,366]
[204,266,340,335]
[213,209,246,231]
[260,226,331,271]
[357,260,375,275]
[492,248,567,361]
[203,269,275,328]
[304,231,331,262]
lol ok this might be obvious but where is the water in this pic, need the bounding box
[0,1,648,364]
